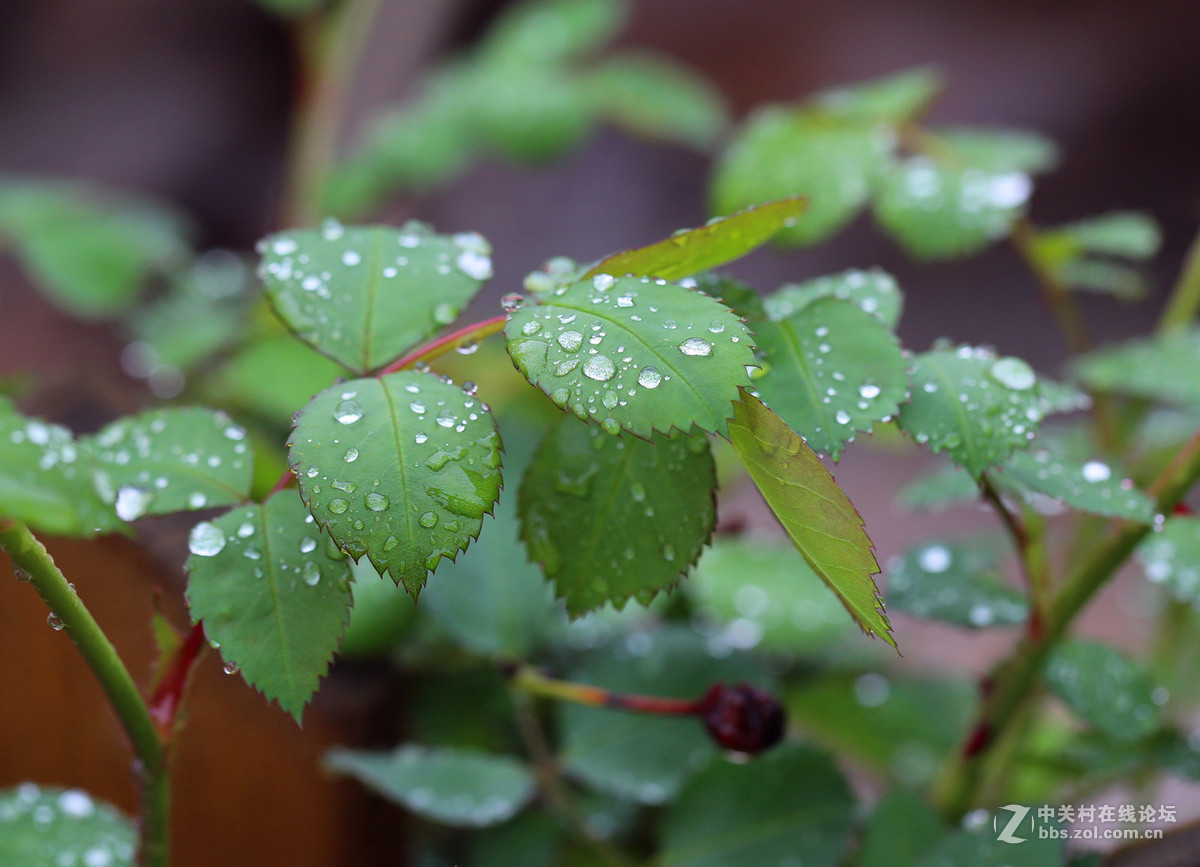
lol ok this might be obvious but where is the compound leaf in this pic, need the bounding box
[88,407,253,521]
[728,391,894,649]
[259,222,492,374]
[753,296,908,459]
[326,745,535,827]
[289,372,502,597]
[584,198,806,281]
[897,346,1043,476]
[505,276,754,438]
[184,490,353,722]
[519,416,715,616]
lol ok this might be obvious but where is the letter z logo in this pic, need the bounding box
[993,804,1031,843]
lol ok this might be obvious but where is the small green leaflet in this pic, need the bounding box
[0,399,120,537]
[814,66,944,124]
[0,785,136,867]
[894,463,979,513]
[326,745,535,827]
[258,221,492,374]
[885,541,1028,629]
[583,197,806,282]
[583,52,729,149]
[897,346,1043,477]
[184,491,353,722]
[711,108,892,246]
[995,449,1157,523]
[1058,210,1162,259]
[686,537,851,653]
[504,275,754,438]
[88,407,253,521]
[728,391,894,650]
[659,744,856,867]
[1136,516,1200,603]
[519,416,715,616]
[1044,640,1162,742]
[925,126,1060,174]
[763,268,903,330]
[873,157,1032,259]
[752,296,908,459]
[480,0,629,66]
[1073,330,1200,408]
[289,372,502,597]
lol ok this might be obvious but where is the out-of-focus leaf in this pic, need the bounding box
[0,785,136,866]
[326,745,535,827]
[1044,640,1162,742]
[1073,330,1200,408]
[857,789,946,867]
[1060,259,1148,300]
[763,268,904,330]
[894,463,979,513]
[729,392,894,649]
[1137,516,1200,603]
[814,66,944,124]
[481,0,628,66]
[928,126,1060,174]
[996,449,1157,523]
[885,540,1028,629]
[210,336,347,429]
[1060,211,1162,259]
[914,815,1064,867]
[338,559,417,659]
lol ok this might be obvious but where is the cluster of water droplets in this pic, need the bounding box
[0,784,135,867]
[1004,449,1155,521]
[764,268,900,324]
[885,542,1028,628]
[890,156,1032,239]
[1136,517,1200,601]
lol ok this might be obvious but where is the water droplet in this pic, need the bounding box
[859,383,881,399]
[223,661,239,675]
[602,390,619,409]
[436,409,458,428]
[558,330,583,352]
[455,341,479,356]
[47,612,64,631]
[630,483,646,502]
[637,366,662,389]
[500,293,525,312]
[1082,461,1112,483]
[663,319,677,330]
[302,561,322,586]
[188,492,208,509]
[601,417,621,435]
[990,357,1036,390]
[835,409,851,425]
[919,545,951,573]
[272,237,297,256]
[114,486,152,522]
[415,433,428,444]
[433,302,456,325]
[583,356,615,381]
[334,399,363,424]
[678,337,712,357]
[344,448,359,463]
[616,295,635,307]
[299,537,318,553]
[456,250,493,281]
[365,492,389,511]
[188,522,226,557]
[321,218,344,240]
[708,320,725,333]
[419,511,438,528]
[593,273,615,291]
[854,672,890,707]
[662,544,676,561]
[329,498,349,514]
[342,250,361,267]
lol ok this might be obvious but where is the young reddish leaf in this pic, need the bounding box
[728,391,895,650]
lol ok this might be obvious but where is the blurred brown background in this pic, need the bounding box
[1,0,1199,863]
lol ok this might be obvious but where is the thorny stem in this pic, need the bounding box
[507,663,703,716]
[979,473,1048,633]
[0,521,169,867]
[278,0,382,228]
[1156,224,1200,334]
[936,426,1200,822]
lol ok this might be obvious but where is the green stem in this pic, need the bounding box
[936,426,1200,821]
[379,314,508,376]
[0,521,168,866]
[1157,225,1200,334]
[279,0,382,228]
[980,473,1048,623]
[510,664,702,715]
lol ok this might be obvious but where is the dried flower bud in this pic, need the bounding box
[698,682,785,754]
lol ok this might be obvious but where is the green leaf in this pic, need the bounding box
[326,745,535,827]
[259,222,492,374]
[184,490,353,721]
[583,52,728,148]
[504,276,755,438]
[785,672,975,783]
[88,408,253,520]
[423,474,561,657]
[0,399,120,537]
[584,198,807,282]
[687,272,765,322]
[0,178,189,318]
[814,66,944,124]
[1059,259,1147,300]
[659,744,856,867]
[338,559,417,659]
[929,126,1060,174]
[1073,330,1200,408]
[763,268,904,330]
[894,463,979,513]
[1136,516,1200,603]
[1060,211,1162,259]
[560,626,763,804]
[728,391,894,648]
[686,536,852,653]
[210,336,348,429]
[897,346,1043,476]
[0,784,136,866]
[873,157,1031,259]
[885,540,1028,629]
[519,416,715,616]
[752,296,908,459]
[289,372,503,597]
[711,107,892,245]
[481,0,628,66]
[857,789,946,867]
[1044,640,1162,742]
[465,65,595,163]
[995,449,1157,523]
[913,815,1064,867]
[470,811,562,867]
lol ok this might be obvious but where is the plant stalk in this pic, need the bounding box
[1156,224,1200,334]
[509,664,702,716]
[936,426,1200,821]
[0,521,169,867]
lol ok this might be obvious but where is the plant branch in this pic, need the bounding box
[1156,224,1200,334]
[979,473,1048,632]
[278,0,382,228]
[508,664,703,716]
[378,314,508,375]
[936,426,1200,821]
[147,621,207,741]
[0,521,169,867]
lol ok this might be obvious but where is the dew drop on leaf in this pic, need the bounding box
[47,612,64,631]
[188,522,226,557]
[299,537,318,554]
[419,511,439,528]
[558,330,583,352]
[583,356,616,381]
[637,366,662,389]
[1082,461,1112,483]
[334,399,363,424]
[678,337,713,357]
[302,561,322,587]
[114,486,152,522]
[365,492,390,511]
[329,498,349,514]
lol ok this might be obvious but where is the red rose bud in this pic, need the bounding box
[698,682,786,754]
